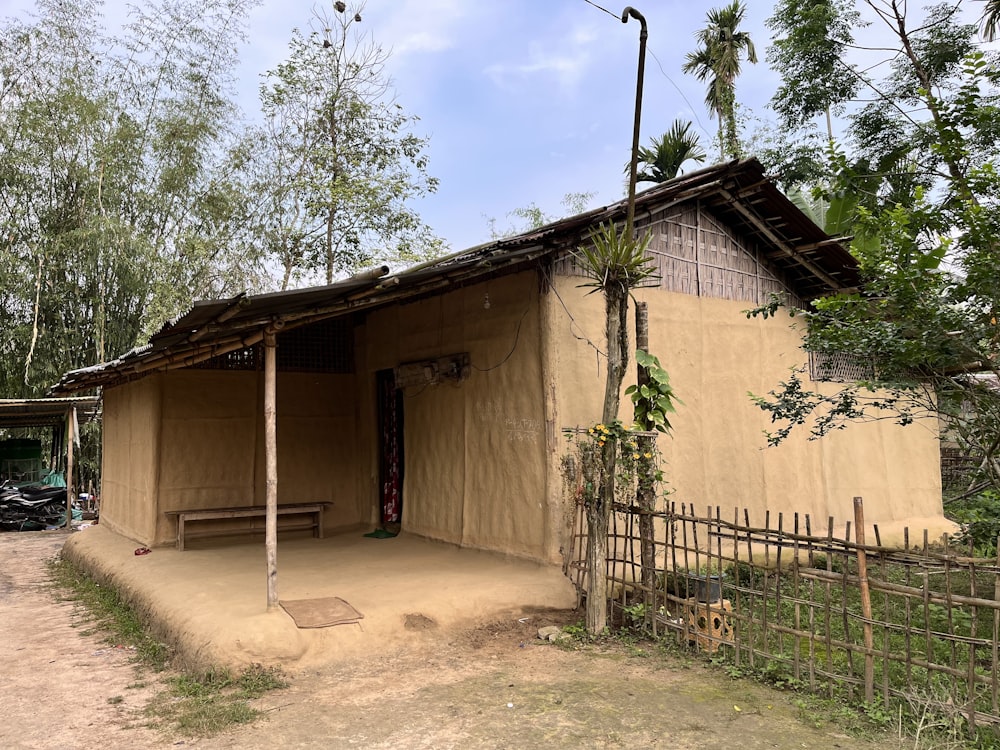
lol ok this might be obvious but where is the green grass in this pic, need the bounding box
[614,551,1000,748]
[47,556,171,670]
[148,664,288,736]
[46,554,288,737]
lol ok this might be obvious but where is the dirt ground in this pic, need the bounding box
[1,529,903,750]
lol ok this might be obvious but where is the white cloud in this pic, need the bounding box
[365,0,487,59]
[484,23,598,93]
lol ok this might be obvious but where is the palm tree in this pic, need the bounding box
[682,1,757,160]
[632,120,707,183]
[982,0,1000,40]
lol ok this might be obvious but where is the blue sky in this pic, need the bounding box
[1,0,988,252]
[251,0,784,251]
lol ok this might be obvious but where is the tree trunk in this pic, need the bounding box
[585,499,610,633]
[586,284,630,634]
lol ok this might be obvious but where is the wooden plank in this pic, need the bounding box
[167,502,328,550]
[182,522,318,542]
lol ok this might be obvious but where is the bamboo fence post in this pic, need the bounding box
[968,548,979,733]
[923,530,932,694]
[993,533,1000,715]
[264,329,279,611]
[732,507,742,666]
[762,511,771,656]
[793,513,801,684]
[825,516,835,698]
[853,497,875,704]
[745,508,756,669]
[843,518,856,700]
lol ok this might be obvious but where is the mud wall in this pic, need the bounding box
[543,275,948,545]
[98,366,361,546]
[152,369,361,543]
[100,376,163,544]
[361,271,550,560]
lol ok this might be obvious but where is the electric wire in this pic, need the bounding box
[471,295,532,373]
[579,0,712,141]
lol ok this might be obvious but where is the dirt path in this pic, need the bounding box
[1,530,902,749]
[0,531,166,750]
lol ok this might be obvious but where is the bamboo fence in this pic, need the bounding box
[567,496,1000,733]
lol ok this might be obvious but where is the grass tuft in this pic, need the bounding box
[47,556,171,670]
[46,554,288,737]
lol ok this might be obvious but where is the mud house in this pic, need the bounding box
[52,159,951,565]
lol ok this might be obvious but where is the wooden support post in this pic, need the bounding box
[634,302,657,608]
[264,330,279,611]
[853,496,875,704]
[64,406,76,529]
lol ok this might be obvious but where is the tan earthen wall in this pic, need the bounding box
[100,376,162,544]
[544,275,948,547]
[361,271,550,560]
[101,369,361,546]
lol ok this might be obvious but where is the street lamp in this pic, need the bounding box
[622,7,647,241]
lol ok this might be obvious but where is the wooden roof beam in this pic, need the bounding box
[719,188,848,292]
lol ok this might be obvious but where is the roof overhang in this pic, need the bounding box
[0,397,102,429]
[51,158,859,395]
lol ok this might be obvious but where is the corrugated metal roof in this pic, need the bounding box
[0,397,102,428]
[51,158,859,394]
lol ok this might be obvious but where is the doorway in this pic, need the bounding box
[376,369,404,530]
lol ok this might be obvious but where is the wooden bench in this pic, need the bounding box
[164,503,330,551]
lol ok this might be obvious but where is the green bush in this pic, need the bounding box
[948,490,1000,556]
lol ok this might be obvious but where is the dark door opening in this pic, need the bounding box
[376,369,404,532]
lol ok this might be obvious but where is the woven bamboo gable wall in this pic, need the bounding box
[553,202,804,308]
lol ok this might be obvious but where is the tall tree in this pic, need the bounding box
[233,3,442,289]
[574,224,656,634]
[0,0,256,396]
[753,3,1000,500]
[682,1,757,159]
[633,120,706,183]
[765,0,861,140]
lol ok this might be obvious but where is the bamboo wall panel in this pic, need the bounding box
[553,204,804,308]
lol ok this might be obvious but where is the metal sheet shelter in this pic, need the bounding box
[0,397,102,527]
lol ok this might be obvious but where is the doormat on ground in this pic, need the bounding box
[280,597,364,628]
[363,528,397,539]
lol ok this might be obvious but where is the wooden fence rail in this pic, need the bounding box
[567,497,1000,734]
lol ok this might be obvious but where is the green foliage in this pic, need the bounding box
[632,120,706,183]
[625,350,679,433]
[949,490,1000,556]
[154,662,288,734]
[567,421,665,505]
[765,0,862,131]
[0,0,261,397]
[48,554,286,736]
[573,224,656,298]
[232,6,442,288]
[48,555,172,670]
[754,5,1000,497]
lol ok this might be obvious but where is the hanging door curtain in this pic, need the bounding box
[377,370,403,526]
